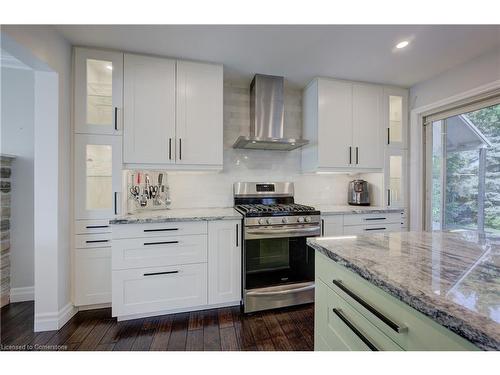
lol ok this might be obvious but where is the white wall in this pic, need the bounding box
[158,80,365,209]
[410,48,500,109]
[2,26,73,316]
[1,67,35,294]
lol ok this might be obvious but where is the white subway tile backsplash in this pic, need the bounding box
[153,80,363,208]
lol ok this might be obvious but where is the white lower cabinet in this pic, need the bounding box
[321,215,344,237]
[112,234,207,270]
[208,220,241,305]
[74,247,111,306]
[111,219,242,320]
[320,211,404,237]
[112,263,207,317]
[343,223,402,235]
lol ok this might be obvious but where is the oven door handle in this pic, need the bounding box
[246,284,315,296]
[245,226,321,236]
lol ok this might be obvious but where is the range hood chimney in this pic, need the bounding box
[232,74,309,151]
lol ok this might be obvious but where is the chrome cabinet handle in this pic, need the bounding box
[387,189,391,206]
[86,225,109,229]
[179,138,182,160]
[365,217,387,221]
[387,128,390,144]
[356,147,359,164]
[169,138,172,160]
[349,146,352,164]
[246,283,314,296]
[246,226,320,235]
[143,270,179,277]
[143,228,178,232]
[332,308,378,351]
[332,279,407,333]
[114,192,118,215]
[321,219,325,236]
[114,107,118,130]
[86,239,109,243]
[236,223,239,247]
[364,227,386,231]
[143,240,179,246]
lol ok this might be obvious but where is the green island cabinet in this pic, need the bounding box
[314,252,479,351]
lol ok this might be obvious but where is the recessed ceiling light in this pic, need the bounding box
[106,65,113,70]
[396,41,409,49]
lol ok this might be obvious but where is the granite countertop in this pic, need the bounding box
[110,207,242,224]
[312,204,404,215]
[307,231,500,350]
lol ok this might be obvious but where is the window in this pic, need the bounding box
[425,102,500,238]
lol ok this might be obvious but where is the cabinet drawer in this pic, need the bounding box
[75,219,112,234]
[343,212,401,226]
[112,221,207,239]
[75,233,112,249]
[74,247,111,306]
[343,223,401,235]
[112,234,207,270]
[316,252,478,350]
[112,263,207,317]
[315,279,402,351]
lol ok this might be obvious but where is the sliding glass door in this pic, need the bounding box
[425,102,499,237]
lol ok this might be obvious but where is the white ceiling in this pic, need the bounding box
[55,25,500,88]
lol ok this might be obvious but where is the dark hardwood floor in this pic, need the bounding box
[0,301,314,351]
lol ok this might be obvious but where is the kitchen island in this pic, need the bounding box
[307,231,500,351]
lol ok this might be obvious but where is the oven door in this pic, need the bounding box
[244,224,319,291]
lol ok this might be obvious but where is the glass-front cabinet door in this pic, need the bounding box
[75,48,123,135]
[384,87,408,148]
[384,148,406,208]
[74,134,122,219]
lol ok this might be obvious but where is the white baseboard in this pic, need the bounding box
[10,286,35,302]
[34,302,78,332]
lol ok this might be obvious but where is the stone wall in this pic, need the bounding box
[1,156,13,308]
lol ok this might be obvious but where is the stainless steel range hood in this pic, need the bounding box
[233,74,309,151]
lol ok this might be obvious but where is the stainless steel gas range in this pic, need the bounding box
[234,182,321,313]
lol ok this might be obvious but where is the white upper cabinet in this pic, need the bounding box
[318,79,353,168]
[302,78,384,172]
[74,134,123,219]
[384,87,408,149]
[74,48,123,135]
[123,54,176,164]
[352,83,383,169]
[176,61,223,167]
[122,56,223,169]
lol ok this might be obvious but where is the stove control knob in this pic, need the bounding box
[305,216,312,223]
[266,218,273,225]
[282,217,288,224]
[258,218,265,225]
[297,217,305,223]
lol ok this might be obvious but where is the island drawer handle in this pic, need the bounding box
[143,270,179,277]
[143,240,179,246]
[364,227,386,231]
[144,228,179,232]
[364,217,386,221]
[332,279,407,333]
[332,308,378,351]
[86,225,110,229]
